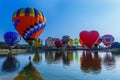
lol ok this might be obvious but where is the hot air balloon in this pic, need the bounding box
[79,38,84,47]
[73,38,79,47]
[12,8,46,45]
[55,38,63,48]
[4,32,21,51]
[45,37,55,48]
[79,30,99,49]
[111,42,120,54]
[101,35,114,46]
[62,35,70,46]
[94,37,102,48]
[111,42,120,48]
[34,38,43,48]
[68,39,73,48]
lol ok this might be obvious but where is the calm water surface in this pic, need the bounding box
[0,50,120,80]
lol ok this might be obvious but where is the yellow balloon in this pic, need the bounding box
[34,39,43,47]
[34,41,40,47]
[68,39,73,47]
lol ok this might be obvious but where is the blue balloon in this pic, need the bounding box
[62,35,70,45]
[111,42,120,48]
[4,32,21,47]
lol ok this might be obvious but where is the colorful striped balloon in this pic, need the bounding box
[12,8,46,44]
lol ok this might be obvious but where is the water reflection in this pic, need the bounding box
[103,52,115,70]
[63,50,73,66]
[0,50,120,80]
[33,52,42,64]
[45,51,55,64]
[111,49,120,55]
[14,56,43,80]
[92,51,101,73]
[45,50,74,66]
[54,51,64,63]
[2,52,20,72]
[80,50,101,73]
[75,51,79,63]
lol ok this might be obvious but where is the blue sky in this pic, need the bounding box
[0,0,120,44]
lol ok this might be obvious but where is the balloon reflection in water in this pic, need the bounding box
[54,51,64,62]
[33,53,42,64]
[2,53,20,72]
[75,51,79,63]
[92,51,101,72]
[80,50,101,73]
[103,53,115,70]
[14,57,43,80]
[63,50,73,66]
[45,50,74,66]
[45,51,55,64]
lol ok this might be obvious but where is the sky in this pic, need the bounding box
[0,0,120,44]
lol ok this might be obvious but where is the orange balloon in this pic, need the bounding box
[95,38,102,45]
[12,8,46,44]
[79,39,84,46]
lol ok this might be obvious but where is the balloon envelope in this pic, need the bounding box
[80,30,99,48]
[55,39,63,48]
[111,42,120,48]
[4,32,21,47]
[73,38,79,46]
[45,37,55,48]
[79,38,84,47]
[102,35,114,46]
[62,35,70,45]
[12,8,46,44]
[34,38,43,47]
[95,38,102,46]
[68,39,73,47]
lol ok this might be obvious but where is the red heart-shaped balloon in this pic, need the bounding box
[80,30,99,48]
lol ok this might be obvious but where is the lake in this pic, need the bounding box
[0,50,120,80]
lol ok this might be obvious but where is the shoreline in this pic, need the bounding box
[0,48,119,56]
[0,49,27,55]
[0,47,112,53]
